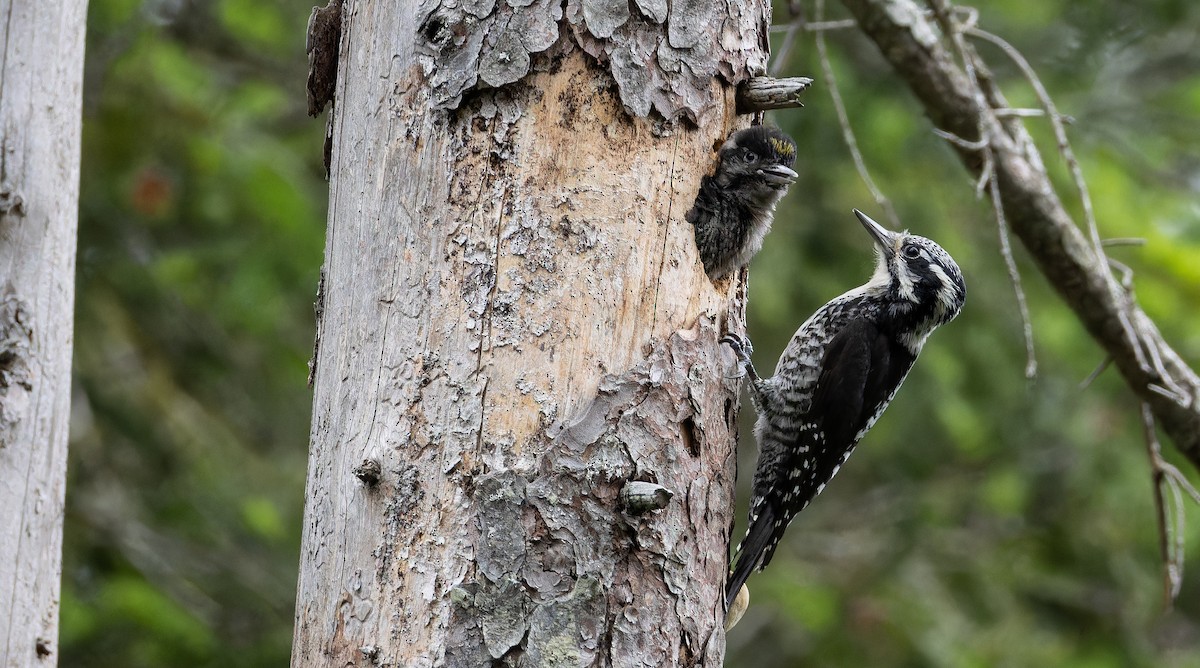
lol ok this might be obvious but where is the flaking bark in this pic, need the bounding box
[306,0,343,117]
[419,0,768,124]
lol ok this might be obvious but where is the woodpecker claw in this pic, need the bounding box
[720,333,754,364]
[720,333,761,383]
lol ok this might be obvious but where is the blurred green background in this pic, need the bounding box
[66,0,1200,666]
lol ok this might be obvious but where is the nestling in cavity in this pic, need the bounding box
[687,126,798,280]
[724,209,966,609]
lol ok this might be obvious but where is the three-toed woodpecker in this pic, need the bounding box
[723,209,966,608]
[687,126,798,280]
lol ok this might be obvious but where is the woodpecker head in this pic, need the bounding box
[713,126,799,205]
[854,209,966,342]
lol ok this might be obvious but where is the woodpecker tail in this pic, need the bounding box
[725,502,779,611]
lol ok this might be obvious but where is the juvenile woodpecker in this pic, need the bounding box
[723,209,966,608]
[687,126,798,280]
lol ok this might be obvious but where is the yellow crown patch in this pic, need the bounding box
[769,137,796,157]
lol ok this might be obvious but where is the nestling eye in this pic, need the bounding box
[903,245,921,259]
[743,149,758,162]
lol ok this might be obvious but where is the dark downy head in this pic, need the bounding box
[714,126,799,203]
[853,209,966,345]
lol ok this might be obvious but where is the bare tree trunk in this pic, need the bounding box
[0,0,87,664]
[293,0,771,665]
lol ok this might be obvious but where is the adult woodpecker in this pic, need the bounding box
[723,209,966,609]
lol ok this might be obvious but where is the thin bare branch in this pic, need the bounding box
[994,108,1046,118]
[1101,238,1147,247]
[814,0,902,228]
[929,0,1036,377]
[932,126,989,150]
[769,3,806,76]
[769,19,859,34]
[972,155,993,199]
[1079,357,1112,390]
[840,0,1200,464]
[1162,462,1200,507]
[964,27,1106,270]
[989,167,1037,378]
[1141,403,1181,604]
[806,19,859,31]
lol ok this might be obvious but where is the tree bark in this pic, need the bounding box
[840,0,1200,467]
[293,0,771,665]
[0,0,87,664]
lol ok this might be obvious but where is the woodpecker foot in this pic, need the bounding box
[720,333,761,382]
[720,333,754,364]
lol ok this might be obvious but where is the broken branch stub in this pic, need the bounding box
[736,76,815,113]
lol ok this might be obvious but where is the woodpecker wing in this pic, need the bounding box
[726,318,914,608]
[809,317,912,449]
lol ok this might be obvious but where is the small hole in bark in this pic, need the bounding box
[353,458,382,486]
[681,416,699,457]
[419,13,447,45]
[724,398,734,427]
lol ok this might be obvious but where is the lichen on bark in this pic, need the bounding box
[0,286,34,443]
[443,318,738,666]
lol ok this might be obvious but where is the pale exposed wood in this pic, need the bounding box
[0,0,87,665]
[292,0,771,663]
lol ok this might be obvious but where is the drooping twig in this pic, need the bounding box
[836,0,1200,468]
[1079,357,1112,390]
[1141,403,1184,604]
[1101,238,1147,248]
[963,28,1104,258]
[769,0,806,76]
[988,167,1038,378]
[814,0,901,228]
[769,19,859,34]
[929,0,1037,378]
[962,24,1167,383]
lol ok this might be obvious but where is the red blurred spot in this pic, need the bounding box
[130,167,174,218]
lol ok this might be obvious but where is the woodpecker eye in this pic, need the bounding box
[743,149,758,162]
[903,245,921,260]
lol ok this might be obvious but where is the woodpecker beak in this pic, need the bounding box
[854,209,897,250]
[758,164,799,186]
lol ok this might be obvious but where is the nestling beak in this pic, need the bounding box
[854,209,897,250]
[758,164,799,187]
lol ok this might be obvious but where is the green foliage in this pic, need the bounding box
[67,1,320,666]
[68,0,1200,666]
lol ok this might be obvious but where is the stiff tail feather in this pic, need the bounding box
[725,503,778,611]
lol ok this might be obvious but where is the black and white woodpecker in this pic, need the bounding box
[686,126,798,280]
[723,209,966,608]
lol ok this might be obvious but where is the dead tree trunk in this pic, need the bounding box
[0,0,87,664]
[292,0,772,665]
